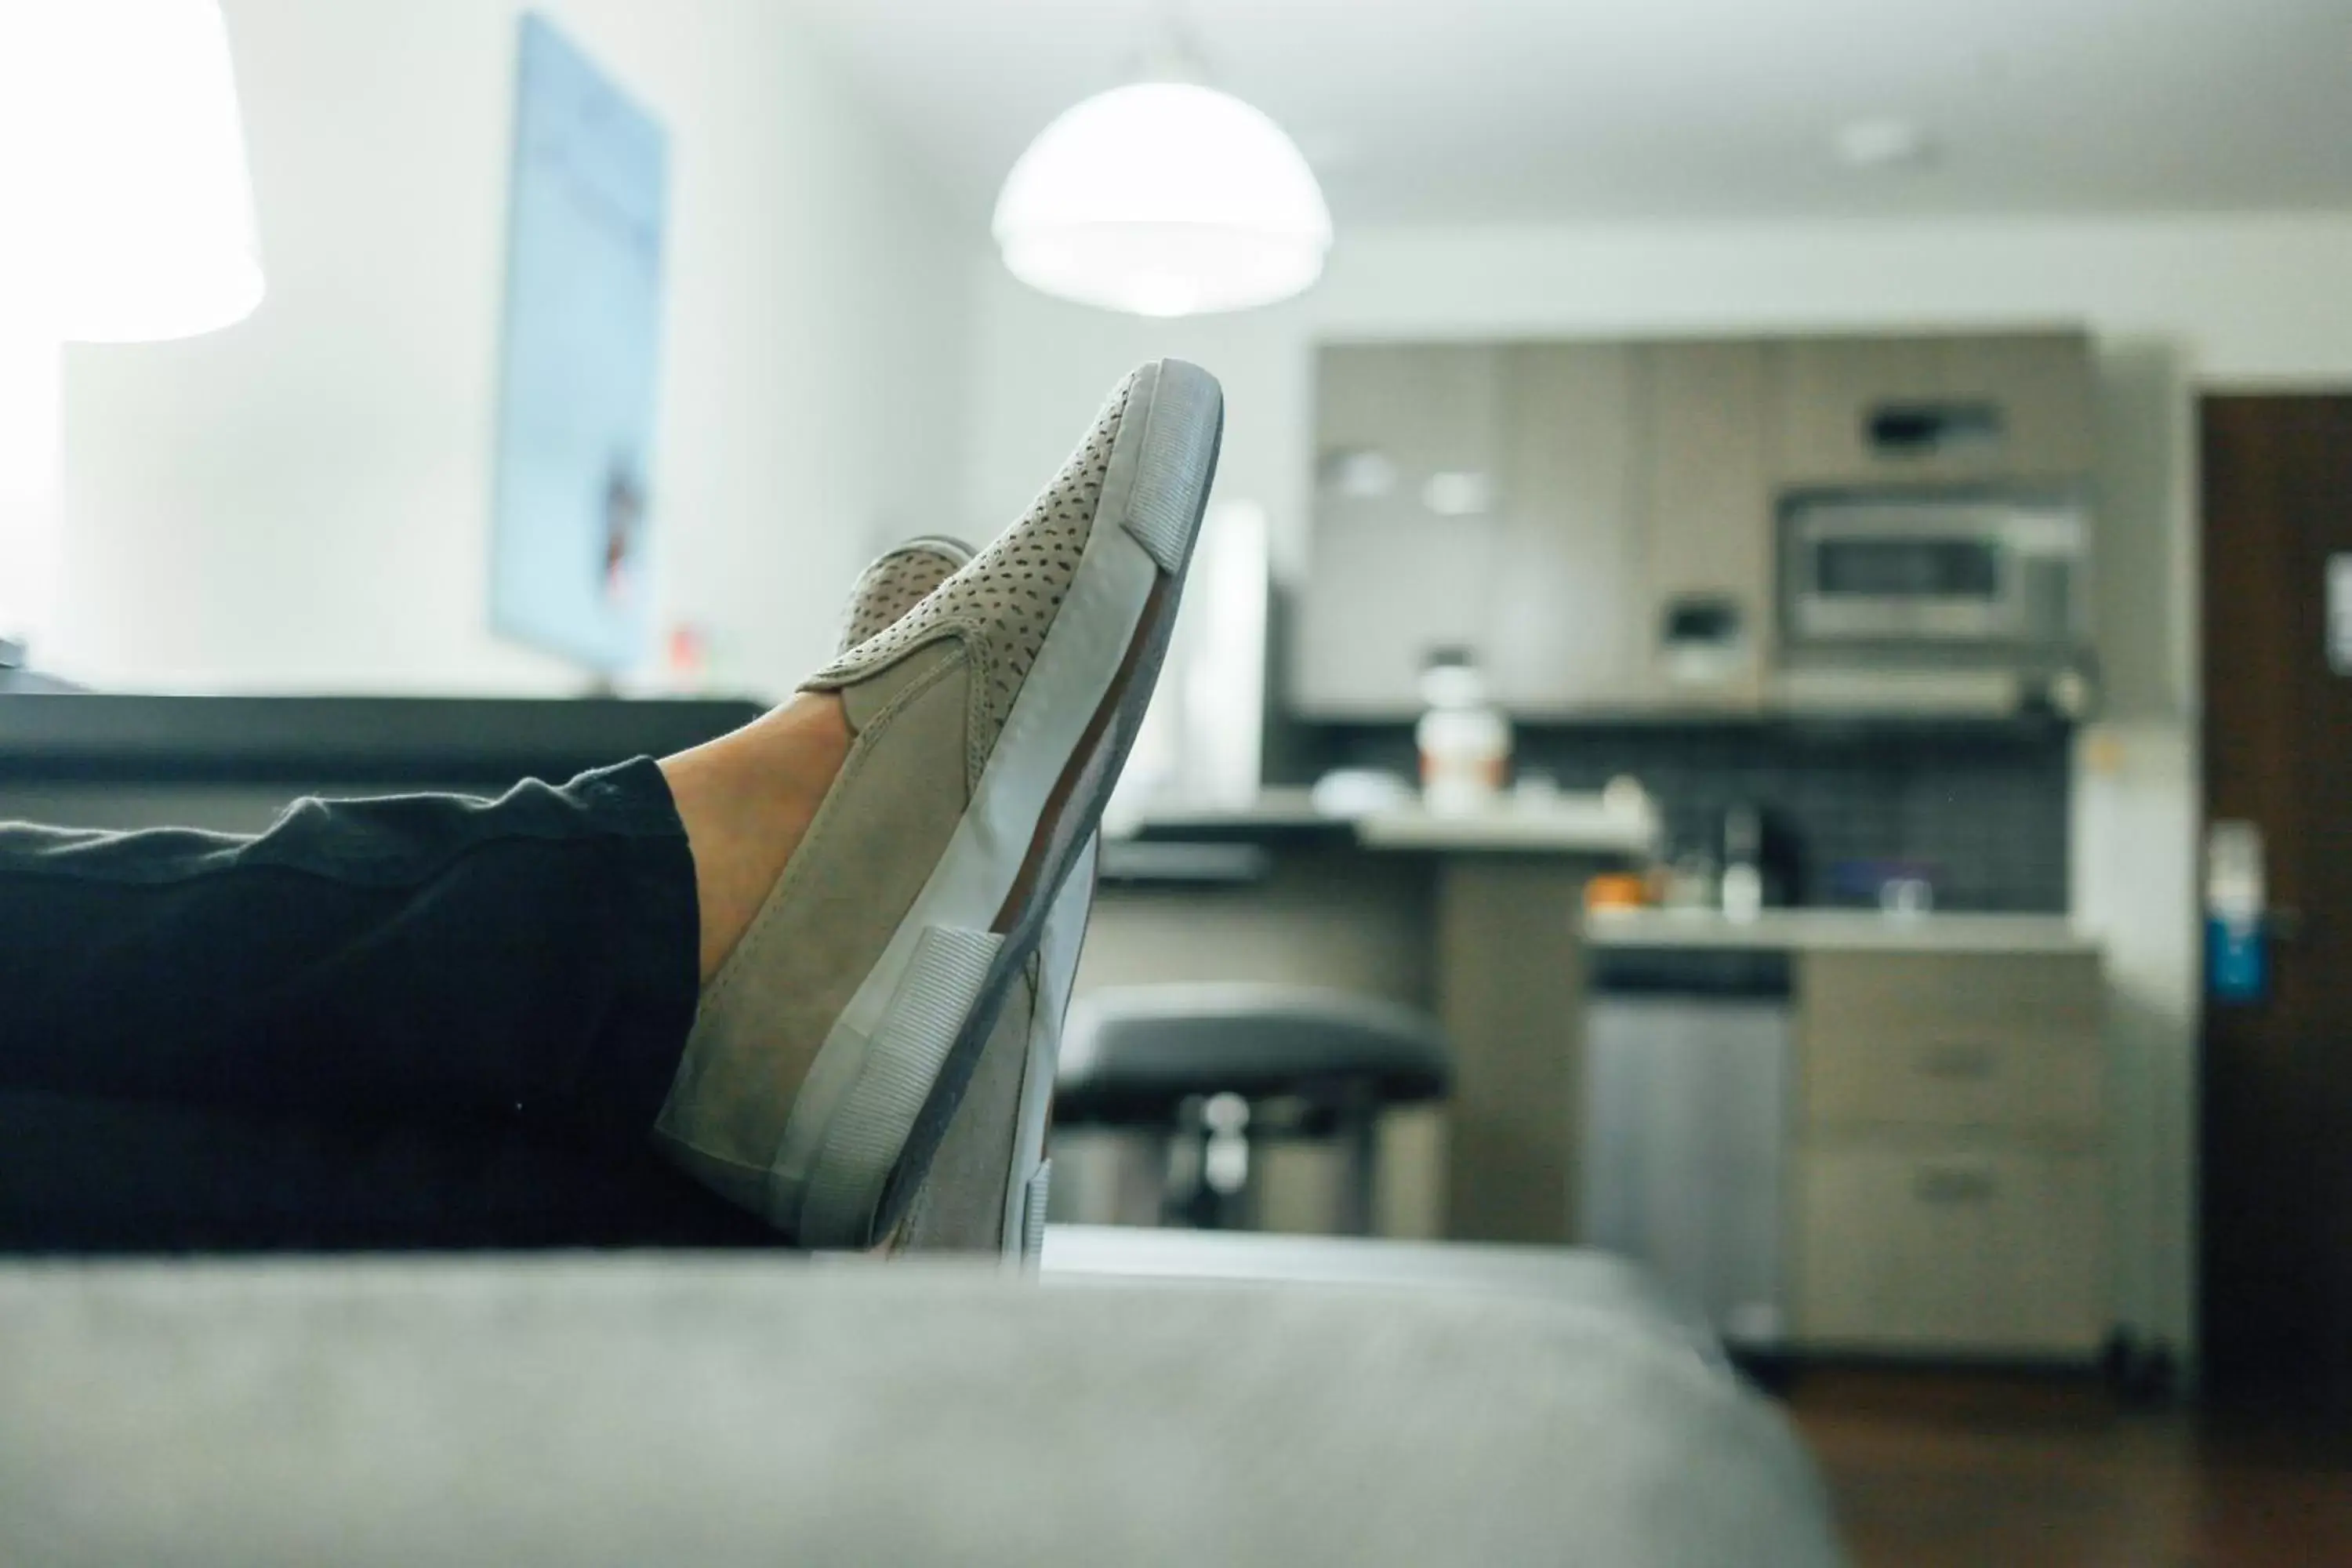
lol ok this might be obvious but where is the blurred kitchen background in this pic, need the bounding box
[5,2,2350,1556]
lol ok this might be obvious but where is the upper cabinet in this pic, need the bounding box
[1486,344,1644,716]
[1298,343,1648,718]
[1294,343,1509,717]
[1292,328,2099,720]
[1770,332,2095,488]
[1635,341,1773,710]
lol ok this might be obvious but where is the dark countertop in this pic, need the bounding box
[1122,787,1656,855]
[1102,788,1653,886]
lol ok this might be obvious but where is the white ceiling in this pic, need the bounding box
[797,0,2352,225]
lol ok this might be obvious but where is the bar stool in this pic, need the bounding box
[1054,985,1450,1235]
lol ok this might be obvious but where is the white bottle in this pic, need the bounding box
[1416,659,1510,818]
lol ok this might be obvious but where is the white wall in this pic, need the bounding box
[0,334,60,651]
[966,210,2352,1366]
[53,0,977,696]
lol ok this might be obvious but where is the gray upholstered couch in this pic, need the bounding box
[0,1231,1842,1566]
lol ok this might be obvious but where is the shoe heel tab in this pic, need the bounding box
[1152,358,1223,402]
[1123,361,1225,572]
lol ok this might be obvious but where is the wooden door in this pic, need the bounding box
[2199,394,2352,1409]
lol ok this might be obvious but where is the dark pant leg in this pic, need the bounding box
[0,758,698,1149]
[0,758,750,1254]
[0,1091,776,1253]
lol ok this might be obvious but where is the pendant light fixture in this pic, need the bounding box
[992,10,1330,319]
[0,0,266,342]
[0,0,264,659]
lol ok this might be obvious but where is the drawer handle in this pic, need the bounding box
[1913,1167,1998,1204]
[1866,401,2006,458]
[1918,1040,1997,1080]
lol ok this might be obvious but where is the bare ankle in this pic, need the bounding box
[661,693,851,981]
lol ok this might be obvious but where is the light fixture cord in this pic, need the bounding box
[1134,0,1208,85]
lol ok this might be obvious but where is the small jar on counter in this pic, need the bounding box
[1415,656,1510,817]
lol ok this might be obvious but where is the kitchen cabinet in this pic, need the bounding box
[1770,332,2096,488]
[1788,949,2109,1358]
[1795,1145,2107,1355]
[1297,342,1643,717]
[1798,949,2103,1135]
[1634,341,1773,710]
[1486,344,1643,715]
[1294,328,2097,720]
[1294,343,1508,717]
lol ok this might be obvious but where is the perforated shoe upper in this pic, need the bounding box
[837,539,971,653]
[803,372,1135,784]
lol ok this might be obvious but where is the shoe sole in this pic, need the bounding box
[1001,837,1094,1259]
[769,361,1222,1247]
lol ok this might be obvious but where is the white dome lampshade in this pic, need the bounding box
[993,82,1331,318]
[0,0,266,343]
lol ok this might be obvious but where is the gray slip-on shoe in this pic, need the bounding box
[653,360,1222,1249]
[833,537,1092,1261]
[831,536,979,652]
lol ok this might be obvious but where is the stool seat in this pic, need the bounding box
[1056,984,1449,1124]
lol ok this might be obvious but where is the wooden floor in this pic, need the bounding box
[1785,1370,2352,1568]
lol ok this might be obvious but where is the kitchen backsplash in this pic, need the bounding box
[1290,720,2072,913]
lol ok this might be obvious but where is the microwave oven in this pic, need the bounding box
[1780,491,2089,661]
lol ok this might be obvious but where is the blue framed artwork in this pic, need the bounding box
[489,13,668,674]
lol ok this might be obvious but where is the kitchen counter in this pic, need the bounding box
[1352,800,1657,856]
[1586,906,2098,956]
[1079,798,2103,1257]
[1119,788,1660,860]
[1084,792,1651,1245]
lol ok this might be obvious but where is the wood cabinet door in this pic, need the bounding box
[1797,951,2106,1139]
[1984,1149,2108,1355]
[1940,334,2098,480]
[1795,1144,2002,1349]
[1802,1022,2105,1141]
[1637,341,1773,709]
[1795,1143,2108,1356]
[1486,344,1642,715]
[1295,344,1507,717]
[1772,332,2093,488]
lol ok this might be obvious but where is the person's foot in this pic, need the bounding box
[653,361,1222,1250]
[659,693,852,984]
[822,537,1098,1260]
